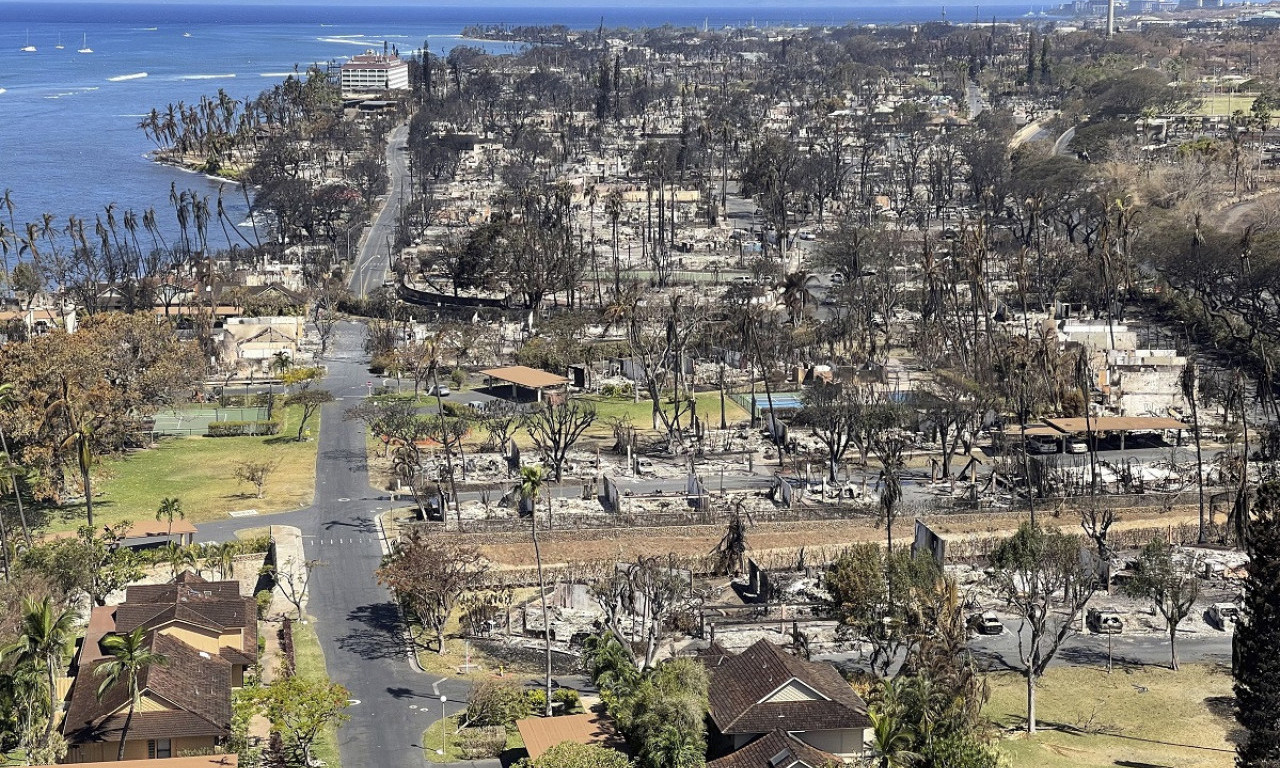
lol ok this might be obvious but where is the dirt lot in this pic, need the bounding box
[474,508,1204,568]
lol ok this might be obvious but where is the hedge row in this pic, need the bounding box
[207,418,282,437]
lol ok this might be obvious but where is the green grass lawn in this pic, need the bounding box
[580,392,749,436]
[986,663,1236,768]
[1197,93,1257,117]
[422,715,524,764]
[41,404,319,532]
[293,616,344,768]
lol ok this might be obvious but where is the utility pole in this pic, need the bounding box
[1106,0,1116,38]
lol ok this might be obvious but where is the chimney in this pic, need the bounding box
[1107,0,1116,37]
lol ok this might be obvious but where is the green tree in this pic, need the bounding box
[155,496,183,537]
[284,388,334,441]
[519,465,553,716]
[1236,481,1280,766]
[4,596,76,738]
[260,673,350,767]
[867,708,920,768]
[94,627,168,760]
[1120,539,1201,670]
[988,523,1095,733]
[516,742,633,768]
[825,544,940,677]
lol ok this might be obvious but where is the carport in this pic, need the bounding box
[479,365,569,403]
[1042,416,1186,450]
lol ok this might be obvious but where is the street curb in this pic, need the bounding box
[376,510,429,675]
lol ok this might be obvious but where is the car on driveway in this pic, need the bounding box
[427,384,450,397]
[1087,608,1124,634]
[968,611,1004,636]
[1208,602,1240,630]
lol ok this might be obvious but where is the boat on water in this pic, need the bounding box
[77,34,92,54]
[55,34,64,50]
[183,32,192,38]
[21,31,35,52]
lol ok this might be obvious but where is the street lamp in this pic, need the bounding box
[436,695,447,756]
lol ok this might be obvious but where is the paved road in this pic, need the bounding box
[966,82,986,120]
[350,123,410,298]
[199,323,478,768]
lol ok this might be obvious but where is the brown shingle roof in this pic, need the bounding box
[64,633,232,744]
[707,640,870,735]
[707,730,837,768]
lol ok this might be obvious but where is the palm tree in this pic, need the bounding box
[155,496,184,537]
[4,596,76,738]
[0,382,31,545]
[95,627,167,761]
[518,465,553,716]
[211,540,240,579]
[163,541,197,580]
[1181,354,1208,543]
[867,709,920,768]
[647,723,704,768]
[45,376,100,528]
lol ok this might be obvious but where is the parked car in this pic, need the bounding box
[466,400,487,413]
[1025,435,1060,454]
[968,611,1004,636]
[1087,608,1124,634]
[1209,602,1240,630]
[1065,437,1088,454]
[427,384,451,397]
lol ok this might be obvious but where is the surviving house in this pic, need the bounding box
[702,639,871,767]
[62,573,257,762]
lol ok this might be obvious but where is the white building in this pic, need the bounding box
[340,52,409,95]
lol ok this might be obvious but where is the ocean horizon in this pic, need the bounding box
[0,1,1057,249]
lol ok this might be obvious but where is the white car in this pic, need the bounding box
[427,385,450,397]
[1065,437,1088,454]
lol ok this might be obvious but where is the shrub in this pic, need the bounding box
[454,726,507,760]
[255,589,273,620]
[525,688,547,716]
[466,680,532,727]
[600,383,633,399]
[551,688,582,716]
[450,368,466,390]
[206,419,281,437]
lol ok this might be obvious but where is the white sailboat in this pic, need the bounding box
[55,34,64,50]
[21,31,35,52]
[77,34,92,54]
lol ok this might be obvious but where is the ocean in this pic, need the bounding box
[0,1,1050,249]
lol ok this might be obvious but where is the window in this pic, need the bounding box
[156,739,172,759]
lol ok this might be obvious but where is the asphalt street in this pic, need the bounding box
[198,323,479,768]
[349,123,410,298]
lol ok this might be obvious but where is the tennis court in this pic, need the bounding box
[151,405,270,436]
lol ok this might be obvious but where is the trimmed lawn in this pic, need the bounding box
[986,663,1236,768]
[293,616,344,768]
[1197,93,1256,117]
[42,405,318,532]
[580,392,749,436]
[422,715,466,763]
[422,715,524,763]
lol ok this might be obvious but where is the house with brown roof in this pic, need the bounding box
[703,639,871,767]
[62,573,257,762]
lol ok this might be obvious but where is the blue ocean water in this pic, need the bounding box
[0,2,1049,248]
